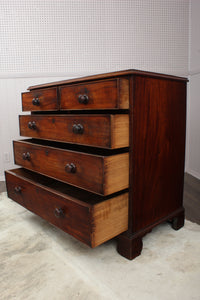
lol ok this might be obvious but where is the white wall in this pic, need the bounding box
[185,0,200,179]
[0,0,189,76]
[0,0,190,180]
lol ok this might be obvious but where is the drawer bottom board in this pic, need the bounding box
[5,168,128,248]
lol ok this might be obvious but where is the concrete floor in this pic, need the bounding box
[0,190,200,300]
[0,173,200,299]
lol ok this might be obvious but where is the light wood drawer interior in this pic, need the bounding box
[5,168,128,248]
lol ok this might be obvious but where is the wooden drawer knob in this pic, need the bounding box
[78,94,89,104]
[72,124,84,134]
[28,121,37,130]
[65,163,76,173]
[22,152,31,161]
[54,207,64,218]
[14,186,21,193]
[32,98,40,106]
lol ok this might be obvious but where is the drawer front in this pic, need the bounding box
[59,78,129,110]
[13,140,129,195]
[5,169,129,247]
[19,114,129,149]
[22,88,58,111]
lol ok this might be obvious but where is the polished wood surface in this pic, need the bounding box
[5,69,188,260]
[5,168,128,247]
[130,76,186,232]
[117,74,187,259]
[60,78,129,110]
[28,69,188,90]
[13,139,129,195]
[22,88,58,111]
[19,114,129,148]
[2,172,199,224]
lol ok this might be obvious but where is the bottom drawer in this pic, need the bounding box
[5,168,128,248]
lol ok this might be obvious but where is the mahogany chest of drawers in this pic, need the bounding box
[5,70,187,260]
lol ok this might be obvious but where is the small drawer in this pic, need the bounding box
[59,78,129,110]
[19,114,129,149]
[13,139,129,195]
[5,168,128,247]
[22,88,58,111]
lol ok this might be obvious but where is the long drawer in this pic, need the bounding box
[19,114,129,149]
[5,168,129,247]
[13,139,129,195]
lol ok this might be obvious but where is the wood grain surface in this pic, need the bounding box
[19,114,129,148]
[130,76,187,232]
[5,168,128,247]
[22,88,58,111]
[28,69,188,90]
[60,79,129,110]
[13,140,129,195]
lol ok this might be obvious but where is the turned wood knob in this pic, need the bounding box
[72,124,84,134]
[78,94,89,104]
[54,207,64,218]
[22,152,31,161]
[28,121,37,130]
[65,163,76,173]
[14,186,21,193]
[32,98,40,106]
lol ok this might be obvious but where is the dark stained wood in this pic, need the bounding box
[19,114,129,148]
[170,209,185,230]
[60,78,129,110]
[5,168,127,203]
[13,138,129,155]
[5,169,91,245]
[1,171,199,221]
[131,76,186,231]
[13,139,129,195]
[22,87,58,111]
[5,168,128,247]
[117,234,143,260]
[117,75,187,259]
[5,69,189,260]
[117,207,185,259]
[28,69,188,90]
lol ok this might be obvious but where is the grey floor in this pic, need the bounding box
[183,173,200,224]
[0,181,6,193]
[1,172,200,224]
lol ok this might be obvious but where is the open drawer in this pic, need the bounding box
[5,168,128,248]
[13,139,129,195]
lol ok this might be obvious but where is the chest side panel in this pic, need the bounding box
[130,76,187,232]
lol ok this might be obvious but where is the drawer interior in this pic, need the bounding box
[6,168,129,247]
[8,168,128,204]
[18,138,129,156]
